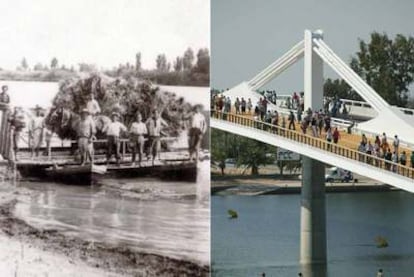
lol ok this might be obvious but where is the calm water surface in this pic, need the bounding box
[212,192,414,276]
[13,161,210,266]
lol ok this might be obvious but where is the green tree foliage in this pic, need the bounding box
[211,129,228,169]
[350,32,414,107]
[183,47,194,70]
[51,57,58,69]
[236,138,275,175]
[324,78,361,100]
[211,129,276,175]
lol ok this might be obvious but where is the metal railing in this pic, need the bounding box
[212,111,414,180]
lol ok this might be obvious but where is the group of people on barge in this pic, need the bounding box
[2,86,206,166]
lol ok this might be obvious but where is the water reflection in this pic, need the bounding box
[300,263,327,277]
[14,171,210,265]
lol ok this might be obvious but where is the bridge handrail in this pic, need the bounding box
[212,111,414,180]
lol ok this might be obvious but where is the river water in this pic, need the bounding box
[212,191,414,276]
[14,160,210,266]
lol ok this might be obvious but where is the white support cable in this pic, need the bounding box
[313,45,386,112]
[315,39,389,108]
[251,50,304,90]
[249,40,304,86]
[313,39,385,110]
[248,40,305,88]
[250,47,304,89]
[312,40,383,110]
[314,39,389,110]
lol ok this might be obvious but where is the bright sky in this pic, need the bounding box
[0,0,210,70]
[211,0,414,96]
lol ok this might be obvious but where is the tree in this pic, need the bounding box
[51,57,58,69]
[350,32,414,107]
[211,129,228,174]
[135,52,142,71]
[21,57,28,70]
[236,137,275,175]
[195,48,209,74]
[212,130,275,175]
[156,54,168,72]
[324,78,360,100]
[174,56,183,72]
[183,47,194,70]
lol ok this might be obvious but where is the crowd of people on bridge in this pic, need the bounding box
[3,86,206,166]
[357,132,414,171]
[212,89,414,175]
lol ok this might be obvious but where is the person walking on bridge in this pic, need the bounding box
[241,98,246,114]
[288,111,295,130]
[410,151,414,168]
[235,97,241,114]
[247,98,252,114]
[333,127,340,144]
[326,127,333,150]
[393,135,400,155]
[384,148,392,171]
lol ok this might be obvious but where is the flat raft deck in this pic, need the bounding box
[15,151,199,183]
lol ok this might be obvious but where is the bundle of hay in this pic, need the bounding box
[45,73,196,140]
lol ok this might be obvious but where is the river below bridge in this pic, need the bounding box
[11,160,210,268]
[212,191,414,276]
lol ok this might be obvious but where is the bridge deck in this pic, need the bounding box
[212,112,414,186]
[224,109,412,155]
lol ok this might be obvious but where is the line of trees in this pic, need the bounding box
[212,129,275,175]
[324,32,414,108]
[16,57,72,72]
[10,47,209,87]
[108,47,209,86]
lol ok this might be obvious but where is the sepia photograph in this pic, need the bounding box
[0,0,210,276]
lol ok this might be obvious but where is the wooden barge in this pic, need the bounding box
[16,155,198,185]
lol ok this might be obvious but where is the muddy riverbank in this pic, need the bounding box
[0,185,209,276]
[0,158,210,276]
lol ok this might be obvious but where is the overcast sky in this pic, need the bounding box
[0,0,209,70]
[211,0,414,95]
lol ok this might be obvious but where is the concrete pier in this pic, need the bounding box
[300,156,327,264]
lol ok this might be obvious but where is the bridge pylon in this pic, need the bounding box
[300,29,327,265]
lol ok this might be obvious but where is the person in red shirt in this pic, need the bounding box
[333,127,340,144]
